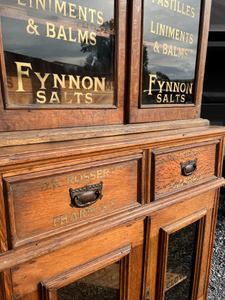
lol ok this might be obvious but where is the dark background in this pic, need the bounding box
[201,0,225,128]
[201,2,225,298]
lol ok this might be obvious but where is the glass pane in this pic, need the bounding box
[58,261,120,300]
[165,221,198,300]
[142,0,202,105]
[0,0,115,107]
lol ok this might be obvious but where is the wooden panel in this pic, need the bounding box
[10,218,144,299]
[4,154,143,248]
[143,189,216,300]
[152,140,218,200]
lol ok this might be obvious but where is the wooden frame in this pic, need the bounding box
[142,188,219,300]
[128,0,212,123]
[41,244,131,300]
[157,209,207,300]
[0,0,128,131]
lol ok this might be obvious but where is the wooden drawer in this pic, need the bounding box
[4,154,143,248]
[152,140,218,200]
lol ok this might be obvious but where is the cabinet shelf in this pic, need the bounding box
[165,272,187,292]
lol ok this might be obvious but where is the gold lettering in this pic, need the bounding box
[103,169,109,177]
[166,81,173,92]
[79,6,87,21]
[157,94,162,103]
[83,172,89,181]
[36,91,47,103]
[163,43,168,55]
[34,72,50,89]
[79,209,86,219]
[111,200,116,208]
[41,180,50,191]
[78,29,88,44]
[68,27,77,42]
[36,0,45,10]
[74,92,83,103]
[158,80,165,93]
[85,93,92,103]
[89,8,96,23]
[46,22,56,38]
[60,214,68,225]
[90,32,96,45]
[148,74,157,95]
[97,204,104,213]
[104,201,111,210]
[82,76,93,90]
[69,3,76,18]
[69,75,80,89]
[49,92,60,103]
[53,216,60,227]
[64,92,72,103]
[57,25,67,40]
[67,176,74,185]
[55,0,66,16]
[53,178,61,188]
[90,171,96,180]
[87,206,96,216]
[151,21,155,34]
[18,0,26,6]
[97,170,103,178]
[15,62,33,92]
[97,11,104,25]
[70,211,78,222]
[75,174,82,183]
[94,77,105,92]
[53,74,66,88]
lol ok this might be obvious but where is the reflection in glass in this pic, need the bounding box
[142,0,202,105]
[58,262,120,300]
[165,221,198,300]
[0,0,115,107]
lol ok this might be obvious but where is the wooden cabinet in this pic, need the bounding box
[0,0,224,300]
[0,127,224,300]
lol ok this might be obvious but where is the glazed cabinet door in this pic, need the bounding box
[128,0,211,123]
[0,0,127,130]
[3,217,145,300]
[143,189,218,300]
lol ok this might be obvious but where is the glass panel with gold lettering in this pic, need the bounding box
[128,0,210,123]
[0,0,116,109]
[141,0,202,106]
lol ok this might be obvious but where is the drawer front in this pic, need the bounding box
[4,154,142,248]
[152,141,218,200]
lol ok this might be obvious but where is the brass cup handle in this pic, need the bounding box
[180,158,197,176]
[69,181,103,208]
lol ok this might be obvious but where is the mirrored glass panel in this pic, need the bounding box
[58,261,120,300]
[0,0,115,108]
[142,0,202,105]
[164,221,198,300]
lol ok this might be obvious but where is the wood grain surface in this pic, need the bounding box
[4,155,143,248]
